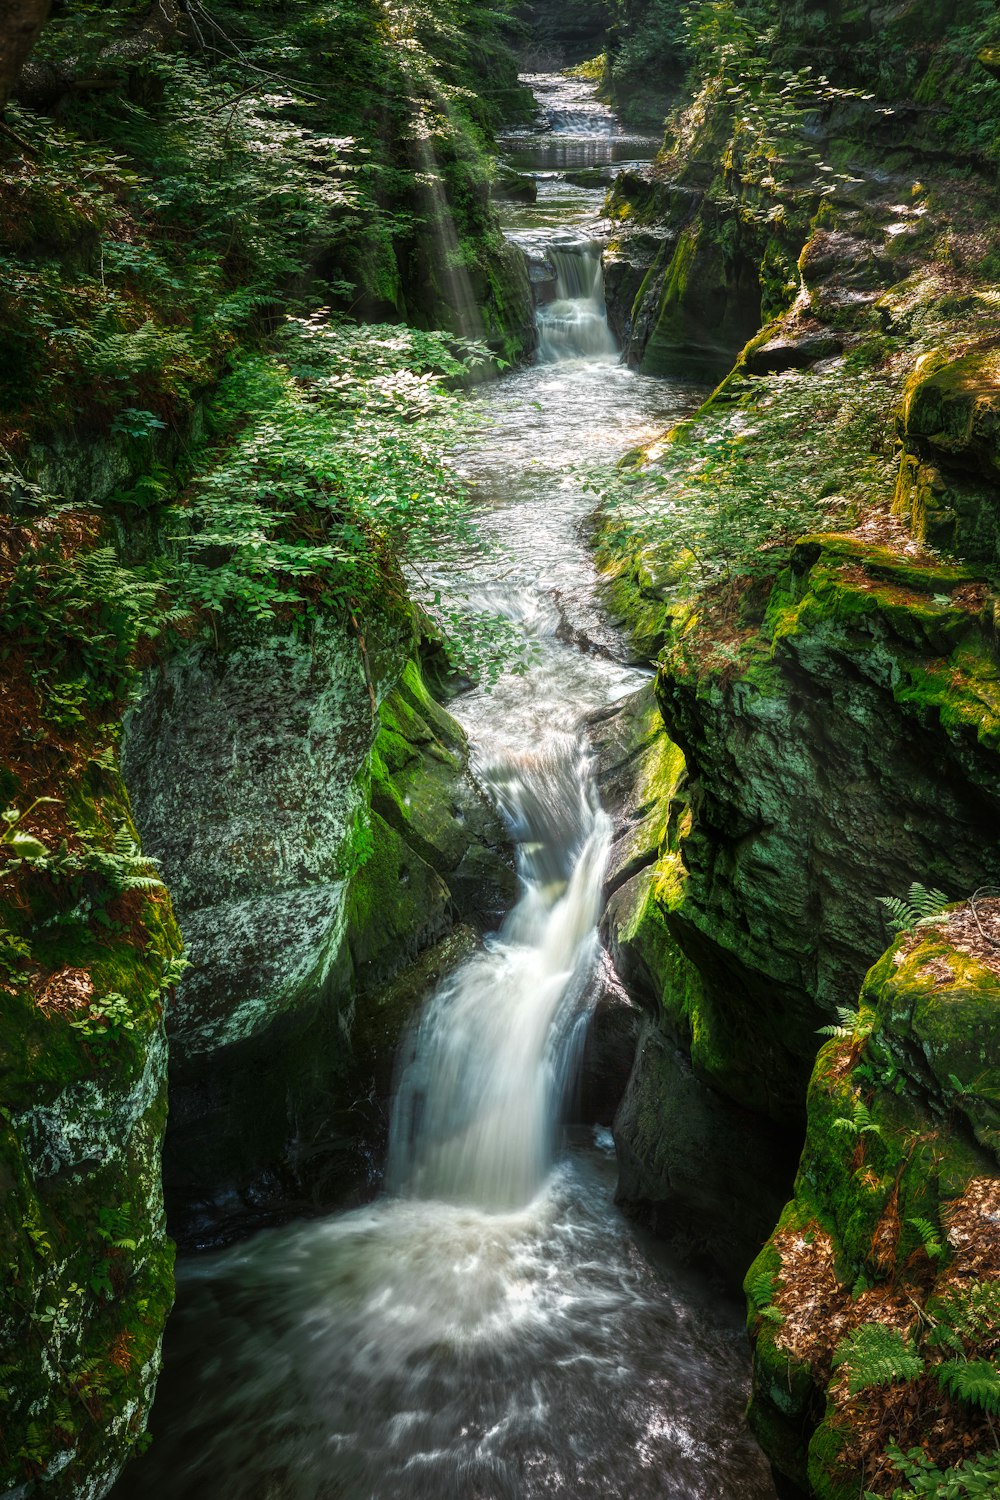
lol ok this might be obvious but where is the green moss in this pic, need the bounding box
[0,742,182,1495]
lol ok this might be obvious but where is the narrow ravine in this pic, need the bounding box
[118,77,777,1500]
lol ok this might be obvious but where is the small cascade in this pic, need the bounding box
[387,738,612,1210]
[536,238,618,363]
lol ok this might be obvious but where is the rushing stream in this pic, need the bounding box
[118,77,778,1500]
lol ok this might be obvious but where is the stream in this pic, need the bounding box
[118,77,778,1500]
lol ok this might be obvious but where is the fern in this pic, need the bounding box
[934,1358,1000,1416]
[818,1005,872,1040]
[747,1269,784,1325]
[927,1280,1000,1354]
[833,1100,882,1138]
[833,1323,924,1395]
[908,1216,945,1261]
[878,883,950,935]
[83,828,164,895]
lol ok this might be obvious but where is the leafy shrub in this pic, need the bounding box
[869,1444,1000,1499]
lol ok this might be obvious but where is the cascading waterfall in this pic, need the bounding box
[537,237,618,363]
[115,71,778,1500]
[388,739,612,1210]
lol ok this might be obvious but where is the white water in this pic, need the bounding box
[389,739,611,1209]
[537,238,619,362]
[115,75,778,1500]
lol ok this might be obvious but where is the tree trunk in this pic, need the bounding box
[0,0,52,112]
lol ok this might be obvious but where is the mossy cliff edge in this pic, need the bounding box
[592,0,1000,1490]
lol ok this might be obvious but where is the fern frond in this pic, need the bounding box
[908,1216,944,1260]
[927,1280,1000,1353]
[878,884,950,935]
[935,1358,1000,1416]
[878,894,918,935]
[833,1323,924,1395]
[909,882,950,919]
[818,1006,861,1039]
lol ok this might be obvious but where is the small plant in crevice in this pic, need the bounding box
[817,1005,874,1042]
[878,883,951,936]
[833,1100,882,1139]
[746,1267,784,1325]
[907,1216,945,1262]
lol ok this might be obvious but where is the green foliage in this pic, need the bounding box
[926,1281,1000,1358]
[0,0,530,443]
[747,1268,784,1324]
[934,1358,1000,1417]
[1,798,61,863]
[0,543,165,718]
[907,1217,945,1262]
[878,883,951,936]
[593,359,894,601]
[869,1444,1000,1499]
[832,1100,882,1139]
[170,315,491,629]
[833,1324,924,1395]
[817,1005,873,1041]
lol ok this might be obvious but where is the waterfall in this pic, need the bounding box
[387,737,612,1210]
[536,238,618,364]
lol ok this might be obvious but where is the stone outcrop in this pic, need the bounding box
[893,350,1000,565]
[1,749,182,1498]
[123,627,514,1245]
[598,537,1000,1284]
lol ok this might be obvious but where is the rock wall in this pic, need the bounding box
[600,537,1000,1279]
[122,625,514,1245]
[0,741,183,1497]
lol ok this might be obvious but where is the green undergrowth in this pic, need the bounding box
[593,356,898,633]
[0,0,533,453]
[745,923,1000,1497]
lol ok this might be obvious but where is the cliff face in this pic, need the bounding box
[0,0,534,1489]
[123,634,513,1244]
[592,1,1000,1488]
[0,516,183,1496]
[599,538,1000,1281]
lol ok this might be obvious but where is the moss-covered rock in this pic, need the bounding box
[893,349,1000,564]
[122,623,513,1244]
[1,750,182,1497]
[746,921,1000,1494]
[591,685,800,1276]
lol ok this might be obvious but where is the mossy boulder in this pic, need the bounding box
[652,537,1000,1124]
[746,922,1000,1495]
[591,685,801,1277]
[597,536,1000,1283]
[893,349,1000,563]
[1,759,182,1498]
[123,625,513,1243]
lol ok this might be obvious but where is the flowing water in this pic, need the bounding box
[118,77,778,1500]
